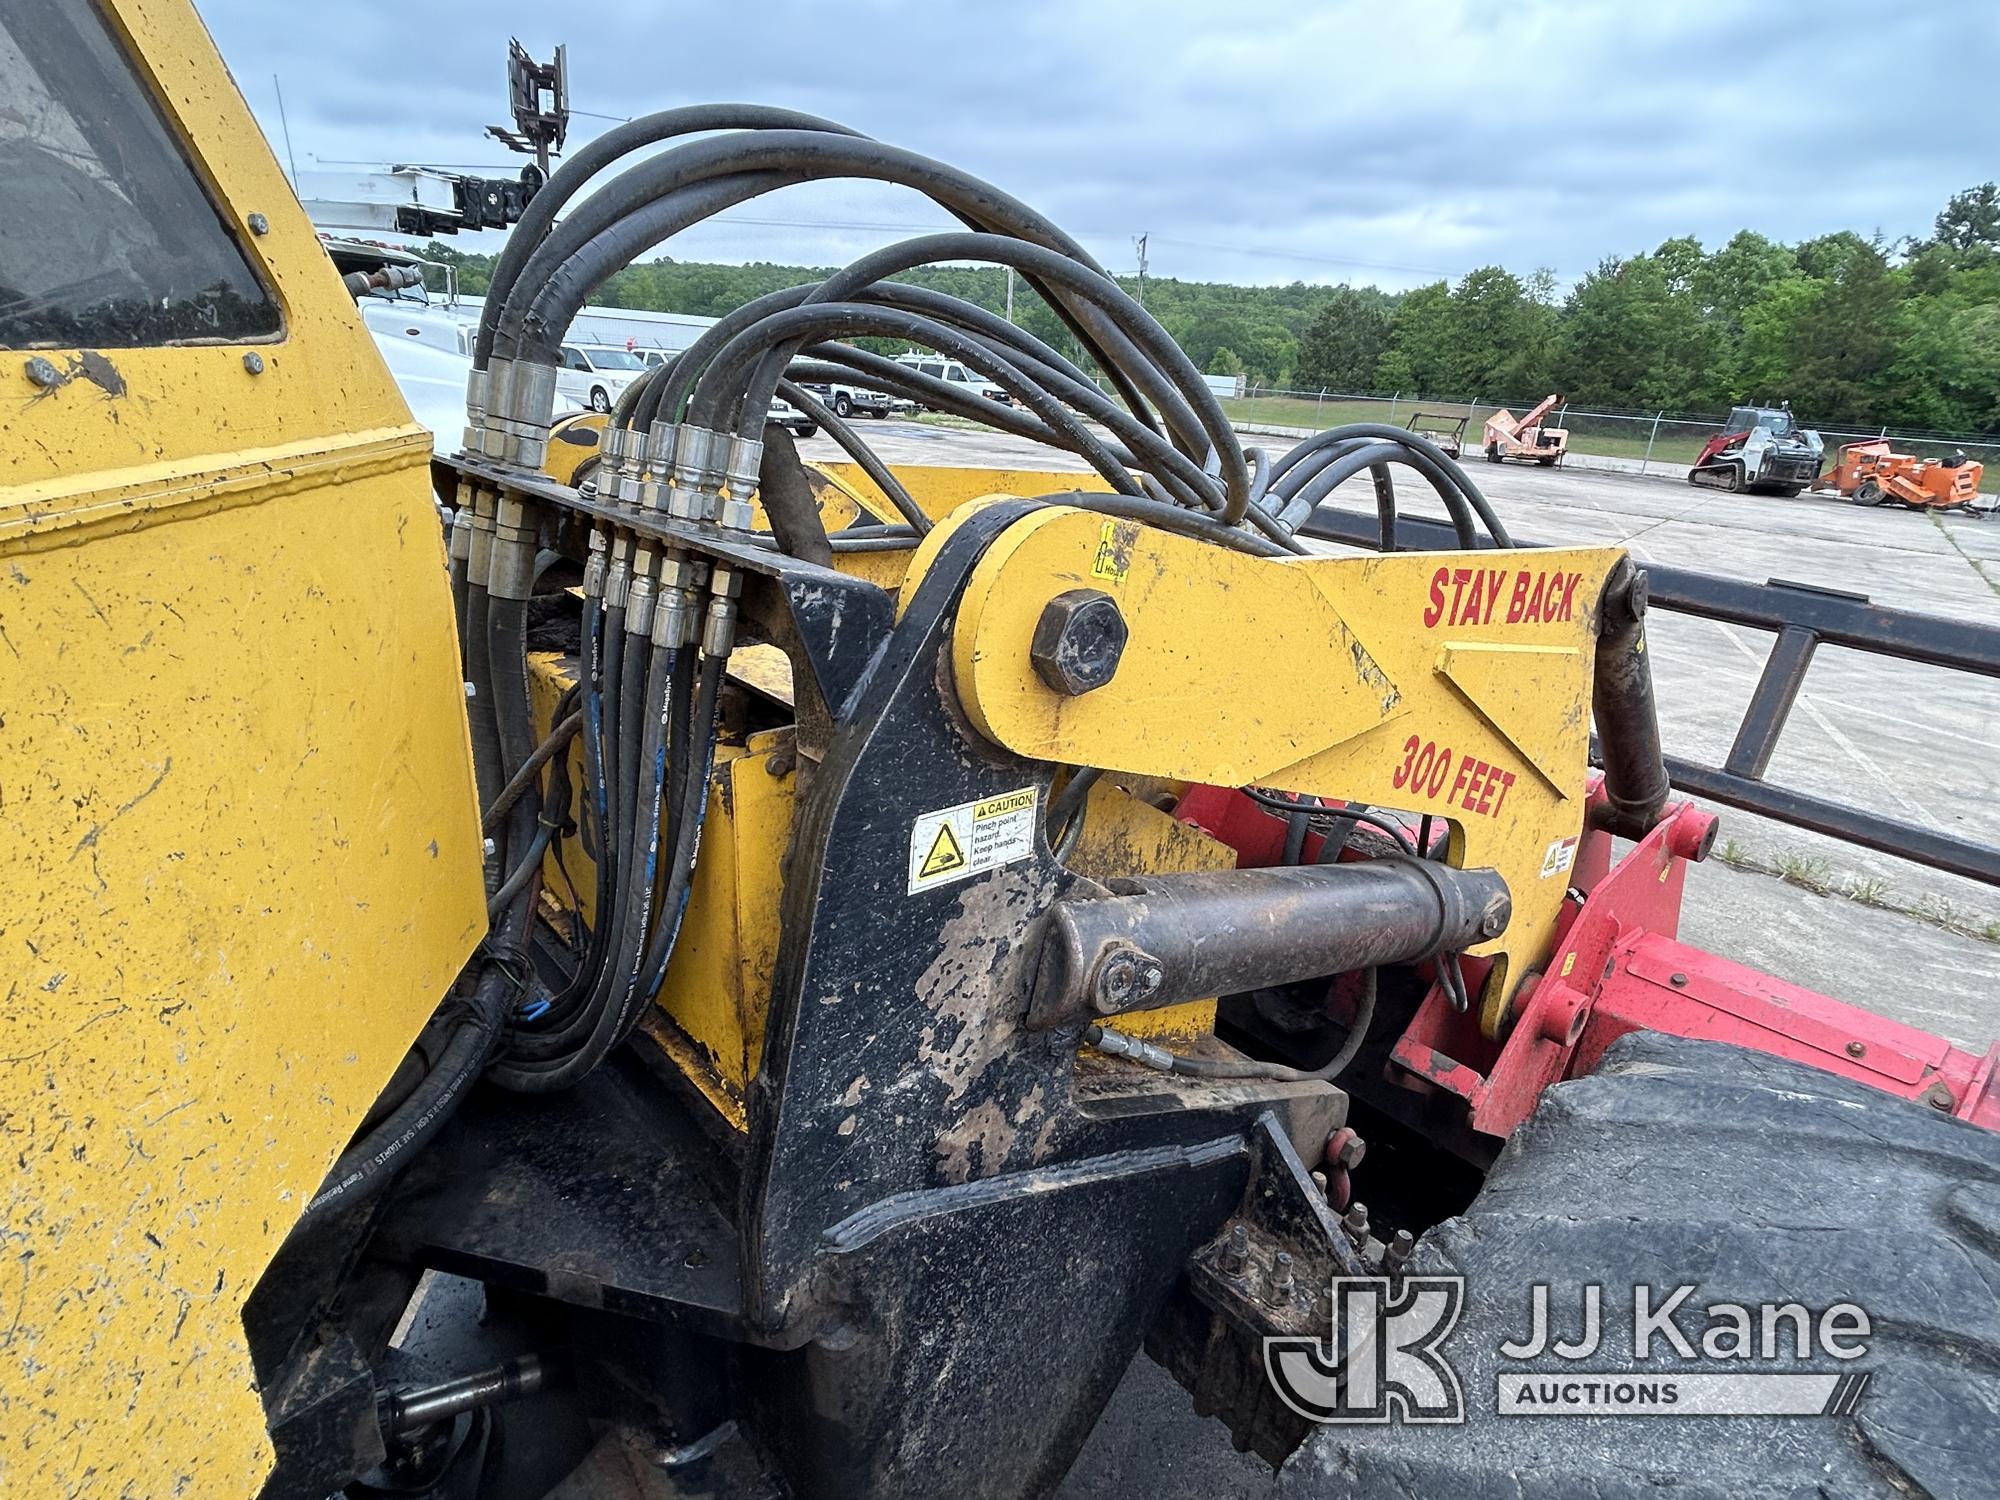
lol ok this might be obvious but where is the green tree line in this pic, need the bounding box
[429,183,2000,433]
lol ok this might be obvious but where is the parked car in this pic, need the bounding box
[892,352,1013,408]
[559,343,649,413]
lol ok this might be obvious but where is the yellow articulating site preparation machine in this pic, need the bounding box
[7,5,2000,1499]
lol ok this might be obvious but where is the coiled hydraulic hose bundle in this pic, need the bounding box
[317,100,1518,1210]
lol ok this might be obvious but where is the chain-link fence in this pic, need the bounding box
[1223,386,2000,485]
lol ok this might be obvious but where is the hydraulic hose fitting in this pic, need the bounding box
[702,563,743,659]
[494,360,559,470]
[462,366,489,457]
[625,568,657,639]
[614,424,650,508]
[465,487,497,590]
[658,550,710,649]
[487,493,539,603]
[669,424,726,524]
[719,434,765,532]
[604,533,633,611]
[637,423,678,512]
[599,423,632,503]
[447,501,474,573]
[1087,1026,1175,1072]
[583,530,608,600]
[475,359,513,460]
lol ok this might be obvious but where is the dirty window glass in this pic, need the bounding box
[0,0,279,349]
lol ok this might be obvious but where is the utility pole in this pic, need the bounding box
[1134,233,1149,308]
[1005,265,1015,325]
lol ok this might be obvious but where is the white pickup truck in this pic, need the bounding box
[793,379,912,420]
[892,352,1013,408]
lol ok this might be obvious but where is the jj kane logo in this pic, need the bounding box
[1266,1278,1873,1425]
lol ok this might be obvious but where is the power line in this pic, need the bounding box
[1146,233,1460,281]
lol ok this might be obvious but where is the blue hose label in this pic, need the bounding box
[908,787,1038,893]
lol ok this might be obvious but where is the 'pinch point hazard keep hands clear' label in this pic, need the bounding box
[908,787,1039,894]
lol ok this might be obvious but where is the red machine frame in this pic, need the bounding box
[1178,781,2000,1146]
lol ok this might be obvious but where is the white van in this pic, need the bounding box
[559,344,649,413]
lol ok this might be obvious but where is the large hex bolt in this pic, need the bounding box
[1030,588,1128,696]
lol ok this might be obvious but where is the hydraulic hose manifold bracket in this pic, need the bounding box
[1026,860,1512,1032]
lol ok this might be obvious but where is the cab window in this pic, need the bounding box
[561,346,593,371]
[0,0,279,349]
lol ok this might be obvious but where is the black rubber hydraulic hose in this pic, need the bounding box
[633,649,730,1022]
[637,286,815,433]
[475,104,867,367]
[1277,441,1478,550]
[734,230,1243,514]
[501,169,815,364]
[1274,423,1513,546]
[772,378,929,534]
[491,643,673,1089]
[483,706,582,836]
[849,285,1219,512]
[490,130,1178,451]
[686,302,1142,497]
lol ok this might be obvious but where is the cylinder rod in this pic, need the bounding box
[382,1353,553,1437]
[1028,858,1510,1029]
[1591,557,1671,839]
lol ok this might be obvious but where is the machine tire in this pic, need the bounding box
[1311,1033,2000,1498]
[1536,456,1557,467]
[588,385,611,413]
[1854,478,1884,506]
[1485,444,1502,464]
[794,423,818,441]
[834,393,854,419]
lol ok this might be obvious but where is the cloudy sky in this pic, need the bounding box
[196,0,1995,292]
